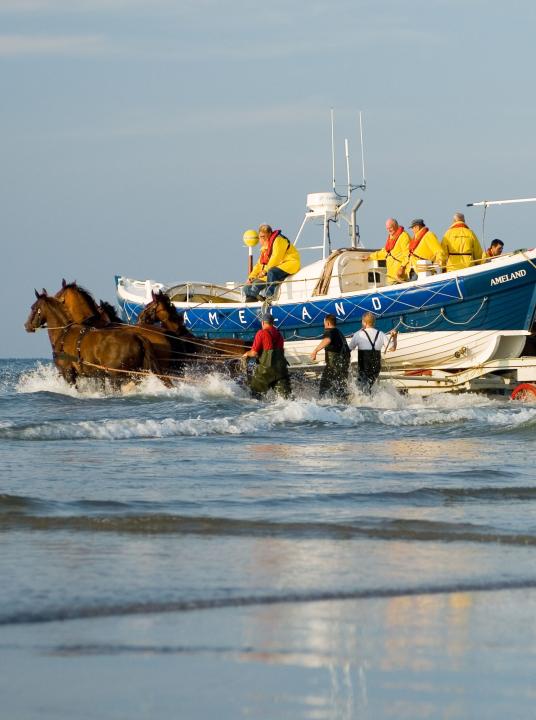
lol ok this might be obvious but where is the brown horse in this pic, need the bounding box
[139,290,250,370]
[55,280,188,374]
[25,291,167,388]
[55,279,110,327]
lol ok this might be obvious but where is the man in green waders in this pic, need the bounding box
[310,314,351,401]
[242,313,292,399]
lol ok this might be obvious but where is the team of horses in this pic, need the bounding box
[24,281,249,389]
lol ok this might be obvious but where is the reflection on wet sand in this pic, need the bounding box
[233,588,516,720]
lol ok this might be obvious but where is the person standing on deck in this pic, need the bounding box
[441,212,483,272]
[348,312,397,393]
[310,314,351,401]
[364,218,411,284]
[244,225,301,302]
[402,219,445,279]
[242,313,292,398]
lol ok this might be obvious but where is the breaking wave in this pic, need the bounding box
[2,393,536,441]
[14,362,248,401]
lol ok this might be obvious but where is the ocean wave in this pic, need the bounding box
[2,393,536,440]
[229,483,536,507]
[2,577,536,627]
[1,512,534,545]
[15,363,249,402]
[2,483,533,522]
[0,493,201,515]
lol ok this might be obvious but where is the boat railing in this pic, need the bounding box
[120,248,523,306]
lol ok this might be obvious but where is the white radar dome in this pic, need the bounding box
[306,192,340,217]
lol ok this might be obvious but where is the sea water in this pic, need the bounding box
[1,358,535,719]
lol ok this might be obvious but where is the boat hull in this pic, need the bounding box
[116,249,536,370]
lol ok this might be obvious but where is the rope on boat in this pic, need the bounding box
[521,250,536,273]
[393,296,488,331]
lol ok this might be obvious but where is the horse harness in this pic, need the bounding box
[52,324,94,364]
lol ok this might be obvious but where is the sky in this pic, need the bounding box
[3,0,536,357]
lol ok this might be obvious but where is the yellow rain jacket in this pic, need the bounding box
[406,229,445,275]
[249,232,301,281]
[441,223,483,272]
[369,229,411,284]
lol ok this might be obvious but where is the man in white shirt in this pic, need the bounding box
[348,312,397,392]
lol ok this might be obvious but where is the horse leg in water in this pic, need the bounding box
[61,365,78,386]
[138,334,173,388]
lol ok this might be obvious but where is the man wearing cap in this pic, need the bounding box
[441,212,483,272]
[244,224,301,303]
[242,313,292,398]
[403,219,445,279]
[365,218,411,284]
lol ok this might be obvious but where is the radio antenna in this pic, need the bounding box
[330,108,336,194]
[359,111,366,191]
[345,138,351,200]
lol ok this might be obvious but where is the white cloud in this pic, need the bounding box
[0,33,108,56]
[0,0,137,9]
[14,100,328,142]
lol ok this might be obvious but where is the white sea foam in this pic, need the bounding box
[10,363,536,439]
[15,364,248,402]
[4,397,536,441]
[375,393,536,427]
[16,363,105,398]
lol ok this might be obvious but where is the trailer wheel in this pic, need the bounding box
[511,383,536,401]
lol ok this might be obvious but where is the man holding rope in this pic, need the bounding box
[310,314,351,401]
[242,313,292,399]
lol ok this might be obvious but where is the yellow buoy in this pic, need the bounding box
[243,229,259,247]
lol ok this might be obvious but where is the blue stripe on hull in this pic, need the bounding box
[117,255,536,340]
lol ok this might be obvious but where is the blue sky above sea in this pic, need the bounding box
[2,0,536,357]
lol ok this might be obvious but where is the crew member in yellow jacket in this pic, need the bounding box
[403,218,445,279]
[366,218,411,284]
[441,212,483,272]
[244,224,301,302]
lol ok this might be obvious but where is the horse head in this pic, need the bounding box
[55,281,100,324]
[25,291,55,332]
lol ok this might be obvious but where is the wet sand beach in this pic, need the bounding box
[2,588,535,719]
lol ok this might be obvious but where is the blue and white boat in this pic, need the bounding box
[116,187,536,372]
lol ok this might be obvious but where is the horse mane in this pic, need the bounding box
[157,291,183,322]
[61,281,100,312]
[99,300,121,322]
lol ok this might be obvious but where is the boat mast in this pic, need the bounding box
[349,112,366,247]
[467,197,536,243]
[295,110,367,256]
[467,197,536,207]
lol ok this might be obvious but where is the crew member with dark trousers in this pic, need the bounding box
[310,314,351,401]
[244,225,301,302]
[348,312,397,393]
[242,313,292,398]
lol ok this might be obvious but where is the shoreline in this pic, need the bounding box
[2,587,534,719]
